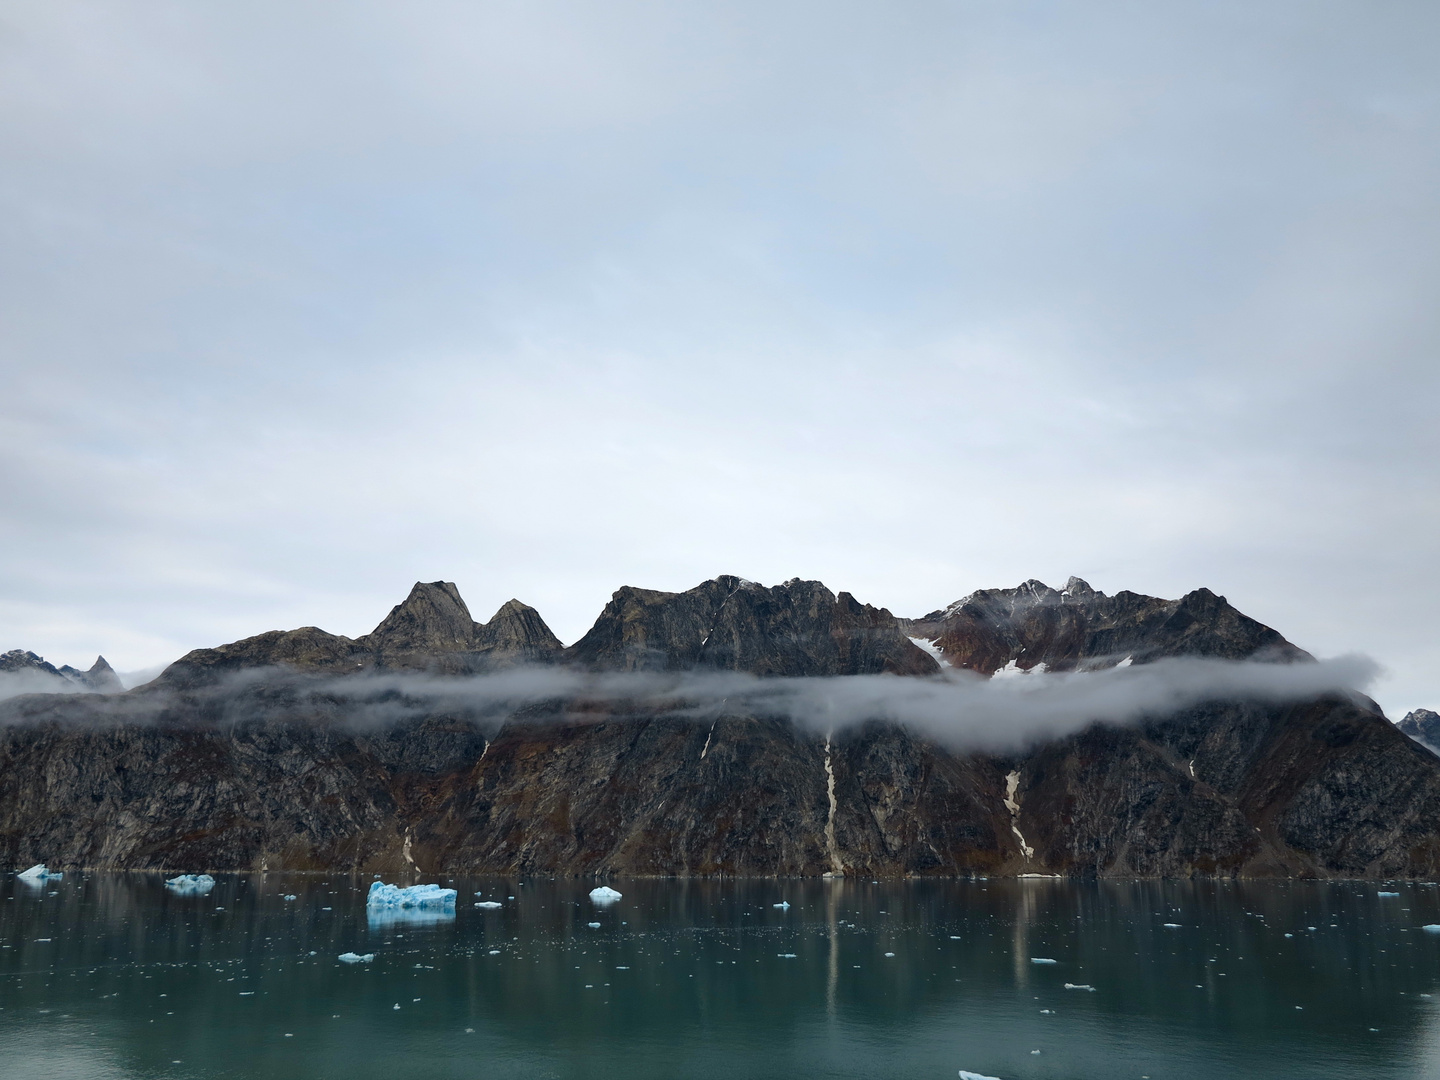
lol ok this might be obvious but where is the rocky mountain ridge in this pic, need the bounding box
[0,649,122,694]
[1399,709,1440,756]
[3,575,1438,881]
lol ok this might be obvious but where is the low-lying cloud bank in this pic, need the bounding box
[1,654,1377,753]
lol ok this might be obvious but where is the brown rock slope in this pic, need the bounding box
[1,576,1438,879]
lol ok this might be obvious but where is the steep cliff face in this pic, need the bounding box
[1399,709,1440,755]
[1,576,1435,880]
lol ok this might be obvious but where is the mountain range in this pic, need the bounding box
[3,575,1438,880]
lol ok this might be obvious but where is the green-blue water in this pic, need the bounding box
[4,872,1440,1078]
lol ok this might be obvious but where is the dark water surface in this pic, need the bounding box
[4,872,1440,1079]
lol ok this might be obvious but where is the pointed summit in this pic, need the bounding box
[82,656,123,693]
[361,581,480,654]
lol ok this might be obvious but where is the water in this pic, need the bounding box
[4,873,1440,1079]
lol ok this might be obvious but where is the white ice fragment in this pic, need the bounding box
[1064,983,1097,991]
[474,901,503,909]
[338,952,374,964]
[1030,957,1057,964]
[17,864,60,882]
[959,1071,1003,1080]
[1284,933,1293,938]
[1378,891,1400,897]
[1422,925,1440,933]
[283,895,297,901]
[1163,923,1182,928]
[773,901,790,910]
[778,953,797,959]
[884,952,896,957]
[366,881,457,909]
[589,886,623,905]
[587,922,601,928]
[165,874,216,895]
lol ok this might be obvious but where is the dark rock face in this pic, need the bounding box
[1,576,1436,880]
[1399,709,1440,755]
[568,576,937,676]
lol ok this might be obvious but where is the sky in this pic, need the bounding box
[1,1,1436,716]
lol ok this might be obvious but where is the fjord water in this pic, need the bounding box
[4,876,1440,1079]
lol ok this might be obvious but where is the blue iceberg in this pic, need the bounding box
[366,881,457,927]
[589,886,622,905]
[165,874,216,895]
[338,952,375,963]
[16,864,61,884]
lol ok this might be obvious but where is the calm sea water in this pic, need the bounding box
[4,872,1440,1079]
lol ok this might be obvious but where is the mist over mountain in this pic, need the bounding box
[1,574,1437,881]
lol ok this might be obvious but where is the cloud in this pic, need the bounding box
[0,655,1379,753]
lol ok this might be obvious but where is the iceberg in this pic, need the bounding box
[587,921,601,928]
[366,882,457,909]
[338,952,375,963]
[589,886,622,905]
[1030,957,1057,964]
[1423,925,1440,933]
[365,881,456,928]
[1378,891,1400,897]
[17,864,61,882]
[165,874,216,895]
[1064,983,1097,991]
[959,1071,1003,1080]
[474,901,503,909]
[773,901,790,910]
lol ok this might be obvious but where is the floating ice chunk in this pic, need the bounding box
[367,881,456,909]
[283,895,298,901]
[474,901,503,909]
[587,922,601,928]
[1378,891,1400,897]
[884,952,896,957]
[165,874,216,895]
[773,901,790,910]
[1422,925,1440,933]
[1030,957,1057,964]
[1163,923,1182,928]
[338,952,374,964]
[17,864,60,882]
[778,953,797,958]
[1064,983,1097,991]
[589,886,623,905]
[959,1071,1003,1080]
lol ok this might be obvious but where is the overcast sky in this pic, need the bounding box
[2,1,1436,716]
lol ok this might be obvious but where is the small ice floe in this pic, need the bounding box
[474,901,503,909]
[587,922,601,928]
[1422,925,1440,933]
[950,935,963,940]
[959,1071,1003,1080]
[773,901,790,910]
[283,894,297,901]
[1064,983,1097,992]
[17,864,61,883]
[589,886,623,905]
[778,953,798,959]
[1379,891,1401,897]
[1284,933,1294,938]
[884,952,896,957]
[165,874,216,895]
[338,953,375,964]
[1030,957,1058,965]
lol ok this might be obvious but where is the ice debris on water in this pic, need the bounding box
[1163,923,1182,928]
[165,874,216,894]
[283,894,297,901]
[1422,925,1440,933]
[1064,983,1097,992]
[959,1071,1003,1080]
[338,953,374,964]
[367,882,457,909]
[773,901,790,910]
[588,922,601,928]
[474,901,503,909]
[1379,891,1400,897]
[589,886,623,905]
[1030,958,1057,964]
[17,864,61,882]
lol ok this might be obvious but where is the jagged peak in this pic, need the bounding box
[362,581,479,652]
